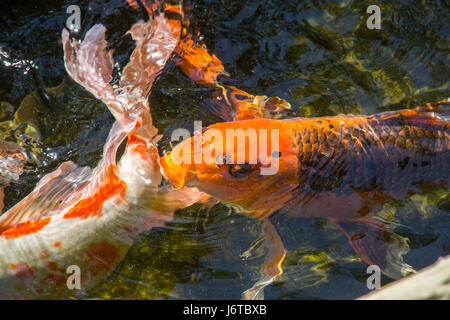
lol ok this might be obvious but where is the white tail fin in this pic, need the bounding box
[0,11,180,227]
[63,12,179,138]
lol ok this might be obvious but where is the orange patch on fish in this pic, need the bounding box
[63,165,127,220]
[163,4,184,33]
[46,261,68,287]
[9,262,37,281]
[84,242,121,275]
[48,261,58,271]
[127,133,154,161]
[125,0,139,10]
[0,217,51,239]
[39,250,49,259]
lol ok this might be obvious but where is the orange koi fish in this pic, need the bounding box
[154,7,450,294]
[132,0,450,299]
[161,99,449,283]
[0,9,207,299]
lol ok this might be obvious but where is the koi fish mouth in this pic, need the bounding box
[159,150,191,189]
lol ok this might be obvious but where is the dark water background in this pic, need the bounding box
[0,0,448,299]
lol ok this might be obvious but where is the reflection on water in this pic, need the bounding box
[0,0,448,299]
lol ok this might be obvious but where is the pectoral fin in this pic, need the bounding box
[328,217,415,279]
[242,218,287,300]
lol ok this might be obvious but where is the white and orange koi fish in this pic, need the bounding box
[0,9,207,299]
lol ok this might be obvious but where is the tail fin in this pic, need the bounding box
[62,25,121,120]
[0,11,180,228]
[62,10,179,137]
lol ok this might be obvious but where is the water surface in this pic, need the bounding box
[0,0,448,299]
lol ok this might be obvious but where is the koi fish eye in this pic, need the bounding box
[227,163,257,178]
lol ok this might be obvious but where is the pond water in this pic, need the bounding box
[0,0,448,299]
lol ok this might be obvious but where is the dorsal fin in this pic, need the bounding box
[369,98,450,129]
[422,98,450,122]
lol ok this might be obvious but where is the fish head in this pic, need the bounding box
[160,119,300,217]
